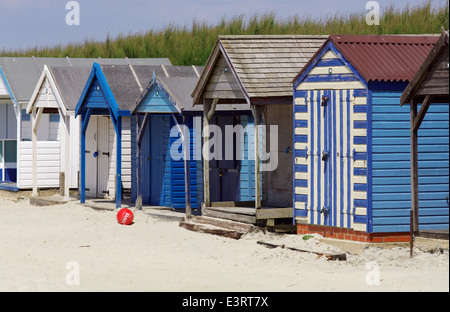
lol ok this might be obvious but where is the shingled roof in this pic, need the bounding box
[192,35,328,105]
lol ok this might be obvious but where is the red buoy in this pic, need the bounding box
[117,208,134,225]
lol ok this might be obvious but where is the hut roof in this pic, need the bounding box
[0,57,171,104]
[133,66,204,113]
[192,35,328,105]
[401,29,449,105]
[294,34,439,85]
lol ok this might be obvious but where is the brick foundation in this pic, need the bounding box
[297,223,410,243]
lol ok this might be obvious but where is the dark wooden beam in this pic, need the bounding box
[413,95,433,131]
[410,99,419,233]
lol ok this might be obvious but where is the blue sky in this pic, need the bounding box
[0,0,443,51]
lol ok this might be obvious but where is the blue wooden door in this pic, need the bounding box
[142,116,169,206]
[313,90,338,227]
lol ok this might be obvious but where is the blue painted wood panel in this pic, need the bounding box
[371,91,449,233]
[170,116,201,210]
[136,85,179,114]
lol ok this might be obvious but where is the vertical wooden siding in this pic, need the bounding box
[294,48,368,232]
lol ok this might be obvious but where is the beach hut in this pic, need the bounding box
[192,35,328,225]
[0,57,171,195]
[400,28,449,239]
[292,34,448,243]
[25,65,91,198]
[75,63,172,208]
[131,66,204,211]
[0,69,16,184]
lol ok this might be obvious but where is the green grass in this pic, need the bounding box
[1,0,448,65]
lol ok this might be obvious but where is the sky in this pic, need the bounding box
[0,0,443,51]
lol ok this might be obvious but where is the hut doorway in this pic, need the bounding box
[142,116,169,206]
[209,115,241,202]
[85,116,110,198]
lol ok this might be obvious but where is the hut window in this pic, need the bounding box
[49,114,60,123]
[21,109,31,121]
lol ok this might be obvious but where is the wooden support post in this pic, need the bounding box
[80,109,92,204]
[31,107,43,197]
[410,209,414,259]
[136,114,143,210]
[410,99,419,233]
[252,105,262,210]
[116,116,122,209]
[183,115,192,220]
[62,115,70,199]
[80,112,86,204]
[203,99,212,208]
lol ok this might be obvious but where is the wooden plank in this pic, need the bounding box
[179,221,244,239]
[413,95,432,131]
[257,241,347,261]
[203,207,257,224]
[210,201,255,208]
[189,216,255,233]
[256,207,293,220]
[207,206,256,216]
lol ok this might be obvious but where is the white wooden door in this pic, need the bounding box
[85,116,98,197]
[97,117,109,197]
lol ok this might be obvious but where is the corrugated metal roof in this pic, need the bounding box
[0,57,171,103]
[329,35,439,82]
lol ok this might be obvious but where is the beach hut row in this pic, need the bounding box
[0,31,448,242]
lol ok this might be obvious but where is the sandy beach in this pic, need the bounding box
[0,197,448,292]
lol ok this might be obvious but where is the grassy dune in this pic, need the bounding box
[1,0,448,65]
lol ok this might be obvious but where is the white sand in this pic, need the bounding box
[0,197,448,292]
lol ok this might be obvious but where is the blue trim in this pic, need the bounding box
[366,89,374,233]
[294,41,370,90]
[295,135,308,143]
[323,89,328,226]
[0,66,18,106]
[354,105,367,113]
[317,90,321,225]
[294,90,308,98]
[354,121,367,129]
[0,181,20,192]
[315,58,345,67]
[295,164,308,173]
[295,180,308,188]
[346,89,351,228]
[294,105,308,113]
[354,168,368,176]
[340,89,344,228]
[303,74,360,83]
[309,90,315,225]
[292,95,296,224]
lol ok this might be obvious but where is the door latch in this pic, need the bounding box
[322,151,329,161]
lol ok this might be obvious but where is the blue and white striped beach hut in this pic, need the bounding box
[293,35,448,242]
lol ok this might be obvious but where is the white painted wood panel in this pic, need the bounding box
[18,141,60,188]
